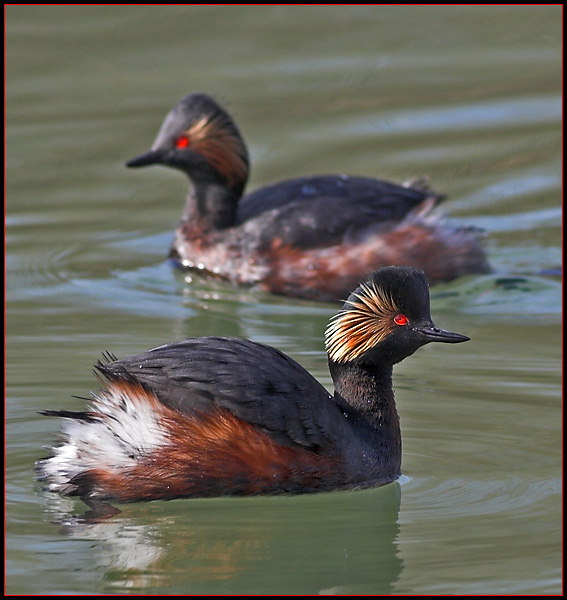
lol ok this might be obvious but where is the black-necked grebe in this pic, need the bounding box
[37,267,469,505]
[125,93,490,301]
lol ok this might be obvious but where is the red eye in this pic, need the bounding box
[393,314,409,326]
[175,135,190,149]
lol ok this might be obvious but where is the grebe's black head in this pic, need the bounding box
[325,266,469,367]
[126,93,249,195]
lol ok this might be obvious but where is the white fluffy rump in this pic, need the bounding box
[38,383,168,491]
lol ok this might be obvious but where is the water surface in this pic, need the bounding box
[5,5,562,595]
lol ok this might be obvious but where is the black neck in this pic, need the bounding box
[182,181,241,230]
[330,360,401,462]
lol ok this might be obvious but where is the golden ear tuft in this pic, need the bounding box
[187,114,248,189]
[325,280,400,363]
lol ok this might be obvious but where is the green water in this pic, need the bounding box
[5,5,561,595]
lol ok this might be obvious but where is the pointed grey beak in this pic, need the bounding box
[125,149,165,168]
[418,325,470,344]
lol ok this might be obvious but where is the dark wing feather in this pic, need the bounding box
[236,175,444,248]
[97,337,345,449]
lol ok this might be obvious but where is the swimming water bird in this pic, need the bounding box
[37,267,469,506]
[125,93,490,301]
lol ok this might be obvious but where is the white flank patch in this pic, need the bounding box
[39,384,169,490]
